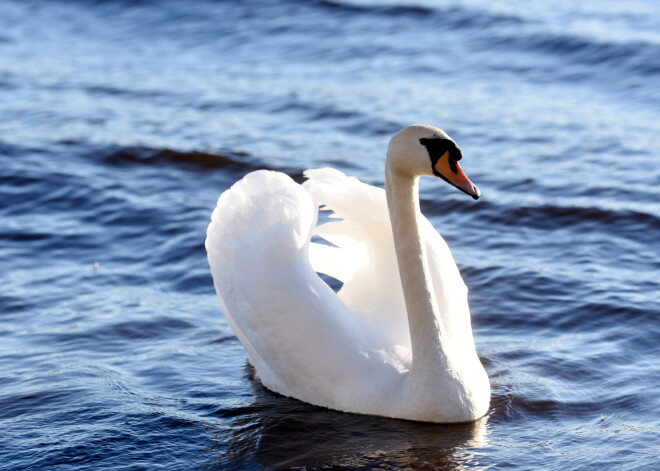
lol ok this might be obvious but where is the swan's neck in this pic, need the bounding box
[385,168,448,371]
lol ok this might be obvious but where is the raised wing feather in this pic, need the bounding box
[303,168,409,345]
[303,168,474,354]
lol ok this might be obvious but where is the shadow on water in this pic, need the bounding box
[203,365,491,470]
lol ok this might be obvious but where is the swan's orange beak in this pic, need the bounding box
[434,151,481,200]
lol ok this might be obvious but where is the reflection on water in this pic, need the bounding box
[205,365,490,470]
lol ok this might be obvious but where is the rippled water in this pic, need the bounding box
[1,0,659,469]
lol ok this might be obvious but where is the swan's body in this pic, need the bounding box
[206,125,490,423]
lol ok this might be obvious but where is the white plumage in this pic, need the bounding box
[205,125,490,423]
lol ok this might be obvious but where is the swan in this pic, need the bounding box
[205,124,490,423]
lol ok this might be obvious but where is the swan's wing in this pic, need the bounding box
[205,170,387,406]
[302,168,409,345]
[303,168,474,353]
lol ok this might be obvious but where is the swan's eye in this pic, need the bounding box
[420,137,462,173]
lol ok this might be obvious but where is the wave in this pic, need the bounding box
[46,316,195,347]
[312,0,524,28]
[91,146,258,172]
[492,201,658,231]
[264,98,402,137]
[311,0,660,82]
[442,198,660,245]
[88,144,317,184]
[489,30,660,79]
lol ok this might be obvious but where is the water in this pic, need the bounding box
[1,0,659,469]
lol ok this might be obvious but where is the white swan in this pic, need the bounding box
[205,124,490,423]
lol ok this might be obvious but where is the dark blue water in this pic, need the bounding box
[1,0,659,469]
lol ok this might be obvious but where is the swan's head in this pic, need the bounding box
[387,124,480,200]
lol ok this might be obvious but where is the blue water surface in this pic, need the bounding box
[1,0,659,469]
